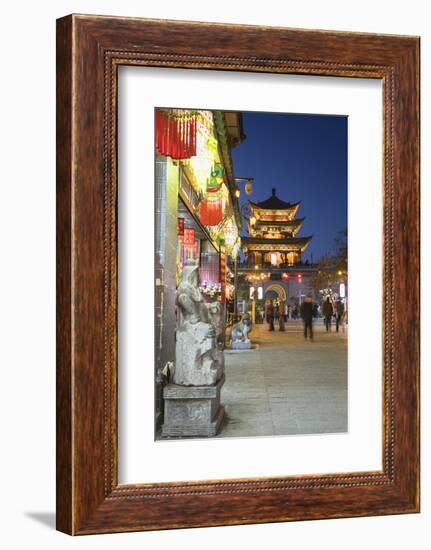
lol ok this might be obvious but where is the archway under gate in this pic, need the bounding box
[262,282,288,326]
[264,283,287,302]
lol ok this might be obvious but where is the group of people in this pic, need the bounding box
[265,296,346,340]
[265,301,285,332]
[300,296,346,340]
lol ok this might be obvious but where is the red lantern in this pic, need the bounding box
[199,198,223,226]
[155,110,197,160]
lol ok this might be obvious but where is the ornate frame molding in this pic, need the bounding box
[57,15,419,534]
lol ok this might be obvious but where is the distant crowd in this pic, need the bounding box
[264,296,346,340]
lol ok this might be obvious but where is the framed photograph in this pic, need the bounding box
[56,14,420,534]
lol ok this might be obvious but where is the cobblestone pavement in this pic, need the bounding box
[218,320,347,438]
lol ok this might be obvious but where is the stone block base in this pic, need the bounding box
[231,340,252,350]
[161,374,225,438]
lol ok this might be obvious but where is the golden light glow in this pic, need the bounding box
[235,188,240,198]
[247,272,270,282]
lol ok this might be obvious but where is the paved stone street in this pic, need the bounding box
[219,320,347,438]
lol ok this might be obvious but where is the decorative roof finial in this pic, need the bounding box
[272,187,276,196]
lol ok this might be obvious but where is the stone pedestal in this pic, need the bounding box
[161,375,225,437]
[231,340,252,350]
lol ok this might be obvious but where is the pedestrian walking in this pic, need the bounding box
[322,296,333,331]
[335,298,345,332]
[300,294,313,340]
[279,302,285,331]
[267,300,275,331]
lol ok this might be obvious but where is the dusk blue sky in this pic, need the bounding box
[230,111,348,262]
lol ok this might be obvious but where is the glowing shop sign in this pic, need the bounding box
[183,228,195,245]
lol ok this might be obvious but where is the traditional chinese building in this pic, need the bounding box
[243,188,312,267]
[239,188,317,312]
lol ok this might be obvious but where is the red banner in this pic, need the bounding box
[177,218,184,236]
[183,228,195,245]
[220,248,226,304]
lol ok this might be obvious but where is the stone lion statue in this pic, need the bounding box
[231,312,252,344]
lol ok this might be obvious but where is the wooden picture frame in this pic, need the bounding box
[56,14,420,535]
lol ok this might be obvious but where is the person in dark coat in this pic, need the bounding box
[335,298,345,332]
[300,295,314,340]
[267,300,275,331]
[278,302,285,331]
[322,296,333,331]
[274,303,280,323]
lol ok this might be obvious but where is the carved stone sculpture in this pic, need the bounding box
[173,266,224,386]
[203,300,224,345]
[161,266,225,437]
[231,312,252,344]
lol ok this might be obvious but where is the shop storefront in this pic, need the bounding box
[154,108,245,428]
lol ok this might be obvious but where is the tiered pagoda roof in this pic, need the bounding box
[242,188,312,255]
[246,217,305,237]
[249,196,300,211]
[242,236,312,250]
[249,188,300,219]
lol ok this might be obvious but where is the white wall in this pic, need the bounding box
[0,1,428,548]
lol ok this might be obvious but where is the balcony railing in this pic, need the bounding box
[232,260,317,273]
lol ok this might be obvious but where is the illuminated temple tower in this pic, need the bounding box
[243,188,312,267]
[239,188,315,309]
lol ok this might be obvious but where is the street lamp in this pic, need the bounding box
[234,177,254,195]
[233,177,254,319]
[298,273,303,305]
[250,287,258,324]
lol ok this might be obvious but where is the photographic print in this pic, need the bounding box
[155,108,348,440]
